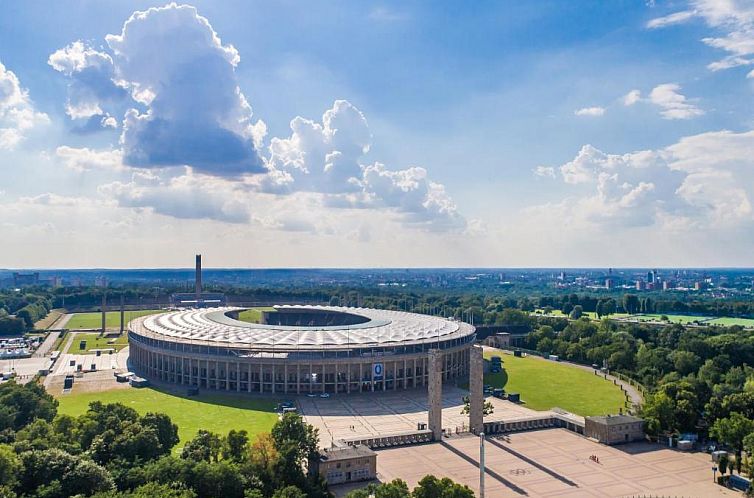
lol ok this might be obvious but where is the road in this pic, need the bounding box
[32,314,72,358]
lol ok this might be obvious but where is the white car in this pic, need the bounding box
[320,393,331,398]
[306,393,317,398]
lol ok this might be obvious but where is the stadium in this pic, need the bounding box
[128,305,476,394]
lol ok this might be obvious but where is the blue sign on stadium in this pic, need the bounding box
[373,363,384,379]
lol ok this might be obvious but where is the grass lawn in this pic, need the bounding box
[237,307,277,324]
[66,310,163,329]
[65,332,129,354]
[706,317,754,328]
[626,313,710,324]
[483,349,626,416]
[56,387,280,451]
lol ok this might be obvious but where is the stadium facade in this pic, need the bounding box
[128,305,476,394]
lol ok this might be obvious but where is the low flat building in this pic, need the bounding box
[585,414,644,445]
[312,445,376,486]
[485,332,510,349]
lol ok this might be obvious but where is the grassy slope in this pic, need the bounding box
[66,310,163,329]
[56,387,280,451]
[483,350,626,416]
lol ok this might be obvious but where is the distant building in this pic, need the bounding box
[49,276,63,288]
[605,278,614,290]
[13,272,39,287]
[663,281,671,291]
[585,414,644,445]
[694,281,704,291]
[312,445,377,486]
[94,276,109,288]
[635,280,645,291]
[647,270,656,284]
[485,332,510,349]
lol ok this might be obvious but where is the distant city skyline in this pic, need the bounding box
[1,1,754,267]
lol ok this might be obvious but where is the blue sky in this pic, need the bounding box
[1,1,754,268]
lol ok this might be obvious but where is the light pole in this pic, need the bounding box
[712,465,717,483]
[479,432,485,498]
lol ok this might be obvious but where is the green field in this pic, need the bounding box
[706,317,754,328]
[66,310,163,329]
[56,388,280,451]
[484,350,627,416]
[65,332,129,354]
[237,307,277,324]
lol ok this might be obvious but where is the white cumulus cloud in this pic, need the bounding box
[48,41,127,122]
[99,170,251,223]
[260,100,465,231]
[574,106,605,117]
[648,83,704,119]
[51,3,266,176]
[0,61,49,150]
[623,89,642,106]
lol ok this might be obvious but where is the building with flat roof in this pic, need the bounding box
[312,445,377,486]
[585,414,644,445]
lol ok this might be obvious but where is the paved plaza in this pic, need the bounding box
[298,386,567,448]
[374,429,739,498]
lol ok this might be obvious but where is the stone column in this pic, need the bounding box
[469,345,484,435]
[428,349,443,441]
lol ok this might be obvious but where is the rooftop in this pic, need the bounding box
[320,445,376,462]
[129,305,475,350]
[586,414,643,425]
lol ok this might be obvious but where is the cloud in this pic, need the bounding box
[647,1,754,74]
[262,100,371,194]
[260,100,465,231]
[623,89,642,106]
[47,41,127,123]
[648,83,704,119]
[543,130,754,229]
[533,165,556,178]
[574,106,605,117]
[0,61,49,150]
[56,146,124,172]
[50,5,463,233]
[51,3,266,176]
[646,10,697,29]
[99,170,251,223]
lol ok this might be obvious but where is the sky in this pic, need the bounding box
[1,0,754,268]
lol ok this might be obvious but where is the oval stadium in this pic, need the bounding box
[128,305,476,394]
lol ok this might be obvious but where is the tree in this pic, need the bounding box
[222,429,249,463]
[0,381,58,431]
[412,475,475,498]
[19,448,114,498]
[622,294,640,315]
[272,486,307,498]
[0,445,21,490]
[569,305,583,320]
[142,412,180,454]
[460,397,494,416]
[711,413,754,473]
[181,430,222,462]
[270,413,319,469]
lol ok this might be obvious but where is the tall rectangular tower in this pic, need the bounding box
[195,254,202,301]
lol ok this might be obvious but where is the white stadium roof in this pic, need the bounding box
[129,305,475,350]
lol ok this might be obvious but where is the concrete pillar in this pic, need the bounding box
[428,349,443,441]
[469,345,484,435]
[101,293,107,333]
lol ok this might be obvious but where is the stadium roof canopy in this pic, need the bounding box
[130,305,475,350]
